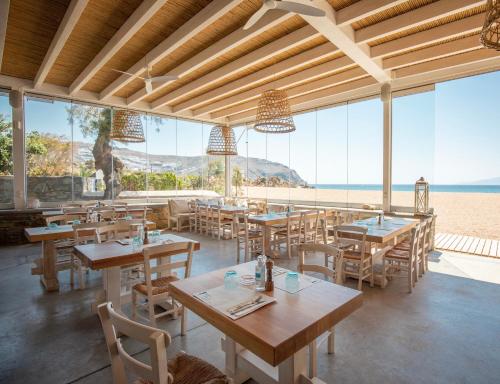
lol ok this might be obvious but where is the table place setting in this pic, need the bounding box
[193,285,276,320]
[274,272,323,294]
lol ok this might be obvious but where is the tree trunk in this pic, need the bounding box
[92,130,124,199]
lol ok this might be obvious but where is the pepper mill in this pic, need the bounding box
[265,257,274,291]
[143,228,150,244]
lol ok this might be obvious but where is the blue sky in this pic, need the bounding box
[1,70,499,185]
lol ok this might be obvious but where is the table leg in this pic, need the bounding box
[278,346,308,384]
[224,336,250,384]
[104,267,123,312]
[41,240,59,292]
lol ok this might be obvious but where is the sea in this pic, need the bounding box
[311,184,500,194]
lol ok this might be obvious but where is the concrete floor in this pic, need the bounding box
[1,232,500,384]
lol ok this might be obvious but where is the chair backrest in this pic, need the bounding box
[142,242,195,298]
[418,220,427,255]
[98,302,172,384]
[73,226,98,245]
[95,223,126,243]
[45,214,81,225]
[333,225,368,255]
[301,210,320,233]
[424,216,433,252]
[128,207,148,220]
[234,213,250,236]
[408,224,421,259]
[298,243,342,283]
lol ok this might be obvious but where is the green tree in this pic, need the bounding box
[69,106,124,199]
[232,166,243,196]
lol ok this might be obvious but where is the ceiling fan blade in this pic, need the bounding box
[150,75,179,83]
[275,1,326,17]
[111,68,142,78]
[144,79,153,94]
[243,2,272,30]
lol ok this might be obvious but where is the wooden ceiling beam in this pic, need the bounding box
[33,0,89,88]
[131,12,295,106]
[355,0,485,44]
[394,48,500,78]
[336,0,407,26]
[172,42,336,114]
[226,76,379,124]
[383,34,482,69]
[211,67,367,118]
[149,25,320,109]
[192,55,354,117]
[371,13,484,58]
[69,0,167,95]
[295,0,390,82]
[0,0,9,72]
[99,0,244,100]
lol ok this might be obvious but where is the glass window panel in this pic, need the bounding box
[246,125,268,200]
[0,92,13,206]
[25,97,73,203]
[347,98,383,207]
[177,119,203,191]
[266,130,290,203]
[316,104,348,206]
[203,124,225,195]
[231,125,248,197]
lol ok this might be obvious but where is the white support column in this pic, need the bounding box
[225,155,231,197]
[381,83,392,212]
[10,88,26,209]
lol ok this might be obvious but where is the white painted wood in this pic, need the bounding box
[382,83,392,212]
[0,0,9,71]
[371,13,484,58]
[383,34,482,69]
[295,0,390,82]
[211,67,366,119]
[394,49,500,78]
[33,0,89,88]
[356,0,484,43]
[69,0,167,95]
[193,56,354,117]
[133,12,294,106]
[336,0,407,26]
[99,0,244,100]
[150,25,320,109]
[173,43,336,113]
[11,88,25,209]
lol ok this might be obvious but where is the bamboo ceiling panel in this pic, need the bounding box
[368,4,486,47]
[144,15,308,103]
[351,0,438,30]
[44,0,143,87]
[165,36,331,107]
[115,0,263,98]
[326,0,360,11]
[84,0,213,93]
[2,0,71,80]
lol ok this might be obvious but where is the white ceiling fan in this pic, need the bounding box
[243,0,326,30]
[111,66,178,94]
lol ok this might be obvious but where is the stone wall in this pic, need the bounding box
[0,210,46,245]
[0,176,13,204]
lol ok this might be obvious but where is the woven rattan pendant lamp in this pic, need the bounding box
[110,109,145,142]
[481,0,500,50]
[254,89,295,134]
[206,125,238,155]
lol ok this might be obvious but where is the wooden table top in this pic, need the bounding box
[169,262,362,367]
[74,233,200,270]
[247,211,318,226]
[24,221,157,242]
[42,207,151,217]
[334,217,417,244]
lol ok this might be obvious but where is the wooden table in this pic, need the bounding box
[247,211,318,256]
[41,207,151,217]
[74,233,199,312]
[169,262,362,384]
[24,221,156,292]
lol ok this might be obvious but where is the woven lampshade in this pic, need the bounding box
[206,125,238,155]
[110,109,145,142]
[254,89,295,134]
[481,0,500,50]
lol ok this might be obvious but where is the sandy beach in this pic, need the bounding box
[242,186,500,240]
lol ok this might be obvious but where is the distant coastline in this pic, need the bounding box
[311,184,500,193]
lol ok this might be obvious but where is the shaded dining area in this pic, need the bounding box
[2,1,500,384]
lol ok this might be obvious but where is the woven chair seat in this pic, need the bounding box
[386,249,410,260]
[55,239,76,249]
[343,250,372,260]
[394,242,411,251]
[133,275,179,296]
[274,229,301,237]
[136,353,230,384]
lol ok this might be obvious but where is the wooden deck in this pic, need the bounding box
[435,233,500,258]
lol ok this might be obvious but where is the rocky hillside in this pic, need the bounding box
[73,142,307,186]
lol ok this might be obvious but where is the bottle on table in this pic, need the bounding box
[265,257,274,292]
[255,255,266,292]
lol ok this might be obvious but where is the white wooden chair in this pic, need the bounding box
[301,210,321,244]
[197,204,212,236]
[71,226,98,289]
[272,212,303,259]
[168,200,194,232]
[383,225,420,293]
[235,213,263,263]
[211,206,234,240]
[132,242,194,330]
[98,302,230,384]
[332,225,373,291]
[298,243,343,378]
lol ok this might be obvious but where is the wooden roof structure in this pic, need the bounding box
[1,0,499,125]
